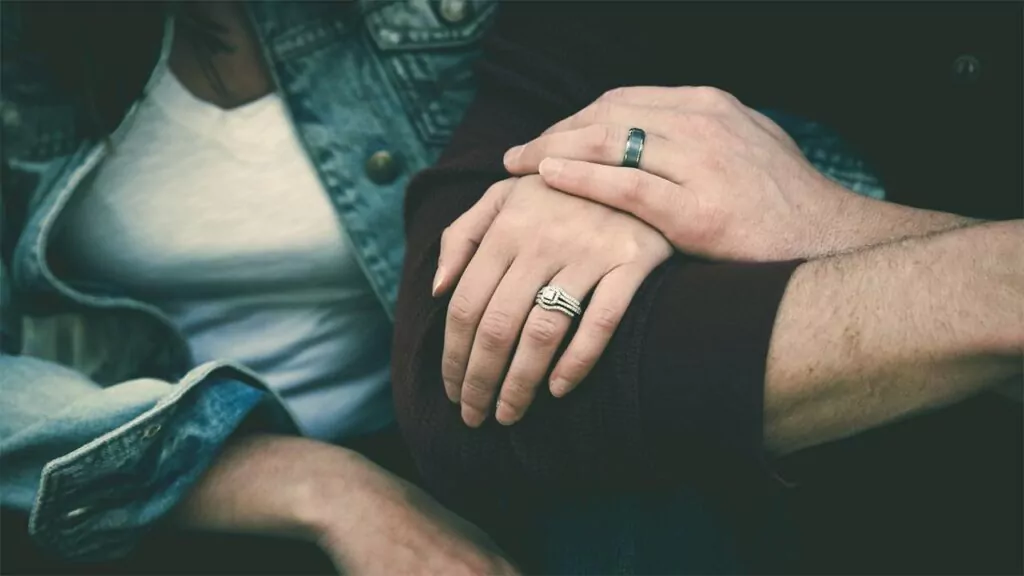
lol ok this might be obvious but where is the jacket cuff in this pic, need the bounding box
[29,365,293,561]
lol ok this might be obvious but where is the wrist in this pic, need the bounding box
[806,180,977,258]
[965,221,1024,357]
[799,177,859,257]
[292,446,375,542]
[174,434,385,544]
[297,447,413,552]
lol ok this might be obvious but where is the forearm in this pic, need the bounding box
[170,434,366,542]
[766,220,1024,455]
[171,434,517,575]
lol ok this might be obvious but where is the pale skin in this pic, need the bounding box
[146,4,518,574]
[173,434,516,576]
[166,5,1018,563]
[436,86,1023,455]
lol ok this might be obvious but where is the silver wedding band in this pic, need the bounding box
[535,285,583,319]
[621,127,646,169]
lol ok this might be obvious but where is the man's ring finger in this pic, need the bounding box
[621,127,646,169]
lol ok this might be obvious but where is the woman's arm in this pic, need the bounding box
[173,434,516,575]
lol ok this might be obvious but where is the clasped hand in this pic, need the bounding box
[432,176,671,426]
[435,86,854,426]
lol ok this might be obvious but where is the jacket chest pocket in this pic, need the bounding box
[363,0,497,148]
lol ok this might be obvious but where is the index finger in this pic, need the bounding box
[435,180,514,296]
[538,87,705,137]
[442,244,513,403]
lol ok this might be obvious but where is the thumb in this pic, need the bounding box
[433,179,514,296]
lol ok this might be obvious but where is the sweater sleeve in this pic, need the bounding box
[391,2,804,512]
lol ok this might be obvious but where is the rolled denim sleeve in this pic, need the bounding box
[0,356,295,561]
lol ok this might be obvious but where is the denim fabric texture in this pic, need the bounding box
[1,0,495,560]
[0,0,881,564]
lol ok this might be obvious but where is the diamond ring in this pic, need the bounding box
[535,285,583,319]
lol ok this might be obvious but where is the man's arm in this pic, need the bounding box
[391,2,1019,513]
[493,78,1021,452]
[766,220,1023,454]
[495,83,1022,451]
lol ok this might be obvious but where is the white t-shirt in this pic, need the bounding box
[53,64,394,441]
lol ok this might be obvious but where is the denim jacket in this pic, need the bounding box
[1,0,889,563]
[0,0,496,560]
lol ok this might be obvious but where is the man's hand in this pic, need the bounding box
[504,86,974,260]
[433,176,671,426]
[173,435,517,575]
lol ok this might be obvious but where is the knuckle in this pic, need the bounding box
[447,294,477,326]
[600,86,631,101]
[620,170,646,204]
[503,375,537,400]
[586,100,615,124]
[461,377,495,406]
[468,557,498,576]
[524,314,562,347]
[498,386,531,413]
[581,124,612,157]
[690,85,733,108]
[442,349,465,377]
[477,310,515,350]
[666,113,694,136]
[691,85,724,100]
[439,225,459,251]
[686,113,721,138]
[599,124,621,157]
[613,232,650,261]
[520,141,543,161]
[561,349,599,376]
[677,197,722,248]
[482,180,513,207]
[484,180,507,199]
[589,305,623,334]
[456,561,483,576]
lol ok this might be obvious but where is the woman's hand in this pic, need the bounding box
[433,176,671,426]
[503,86,866,261]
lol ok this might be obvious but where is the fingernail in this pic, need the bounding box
[495,399,517,426]
[462,404,485,428]
[550,378,570,398]
[539,158,563,178]
[432,266,445,297]
[503,146,523,167]
[444,381,460,403]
